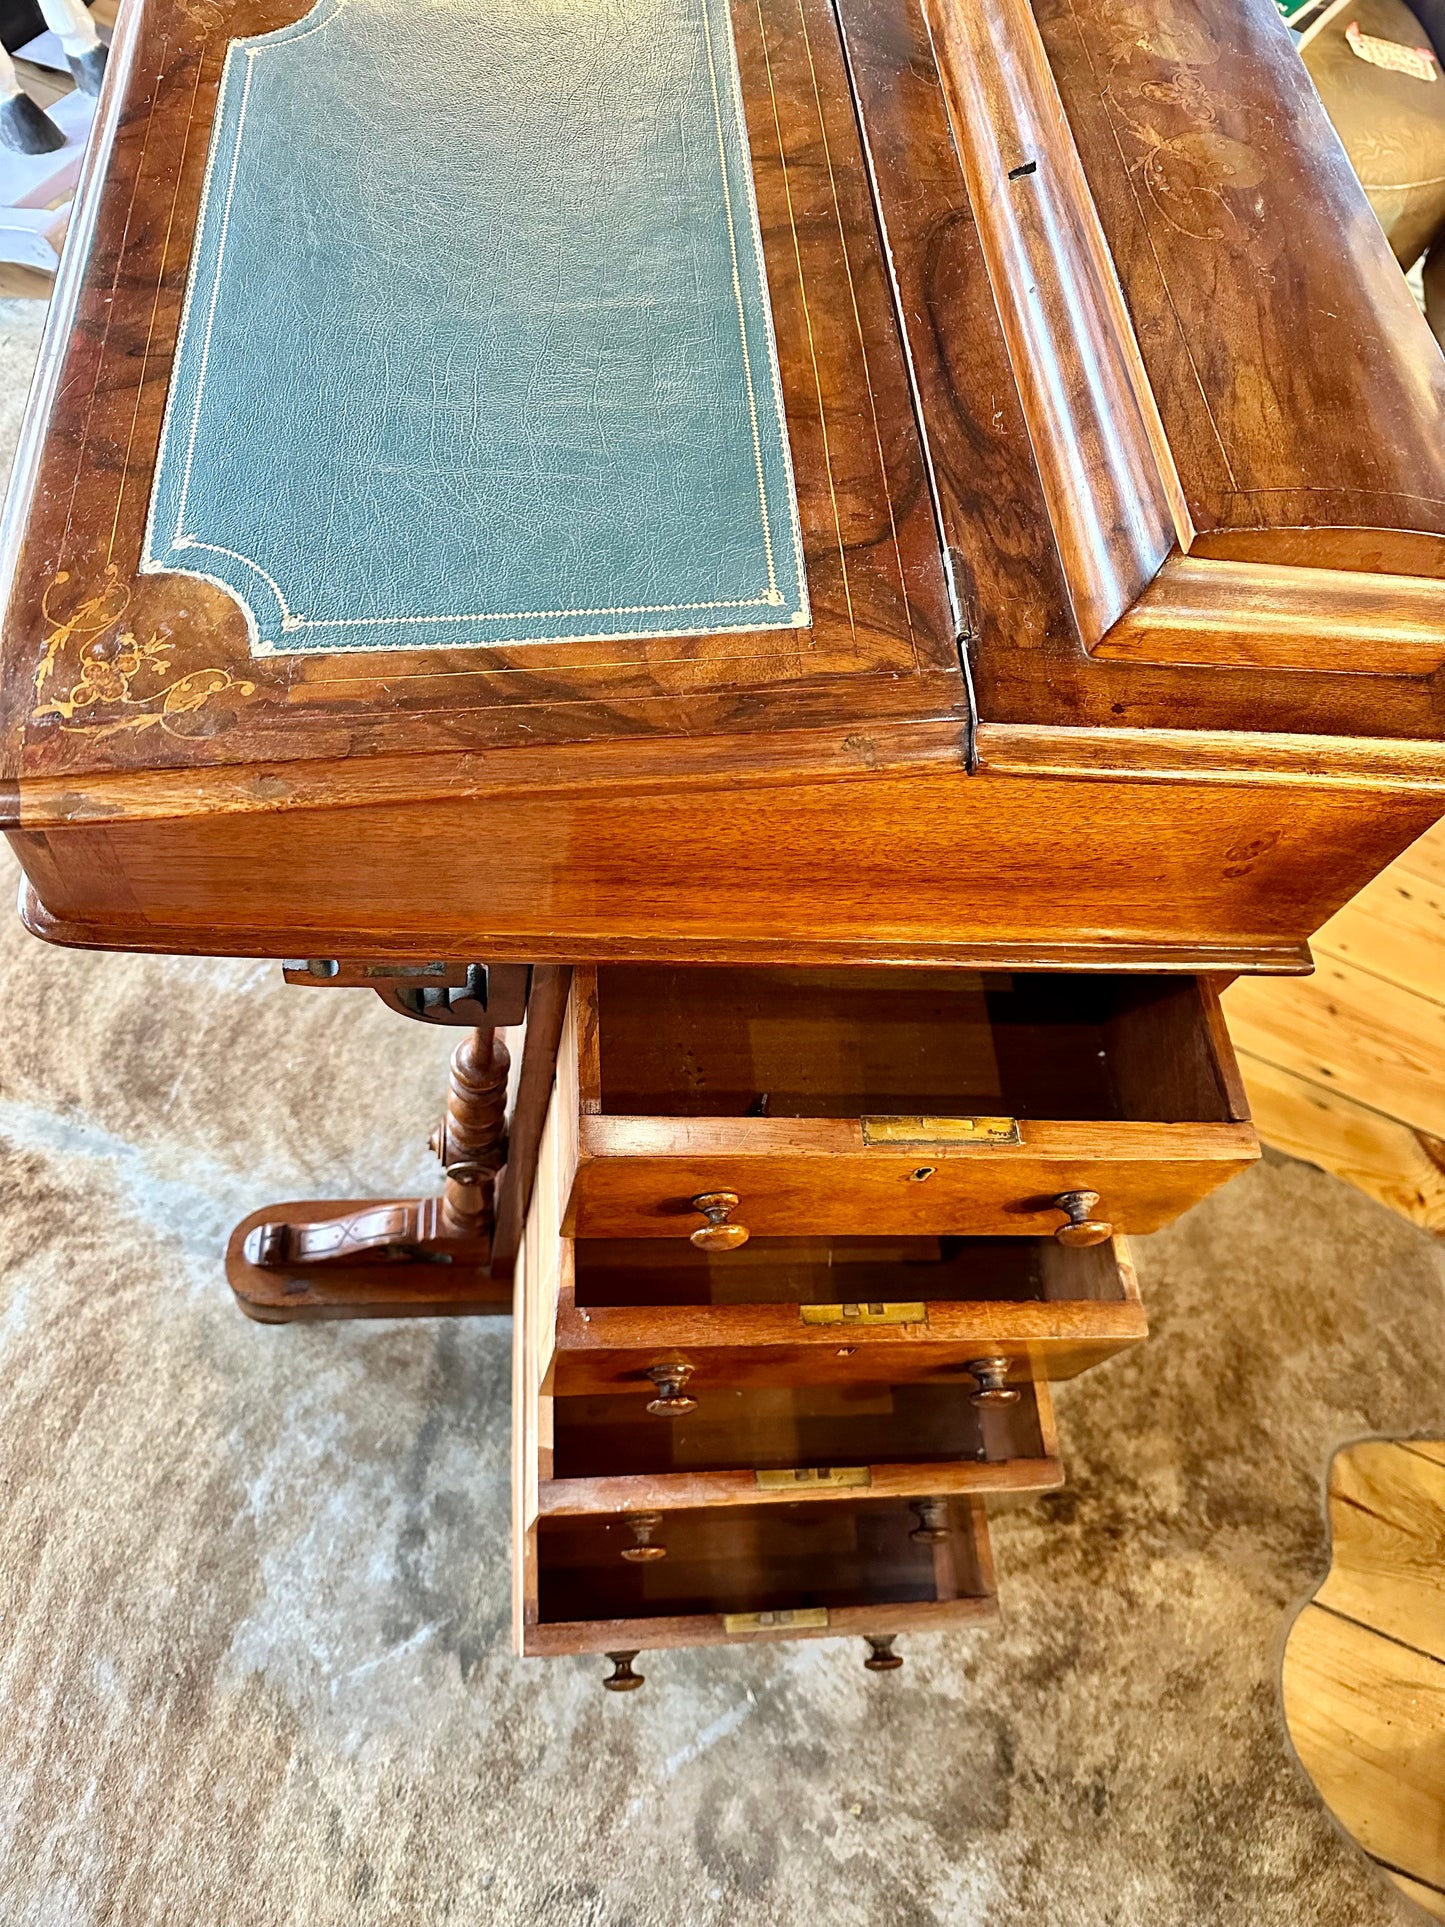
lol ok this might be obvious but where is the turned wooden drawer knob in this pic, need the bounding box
[689,1191,749,1252]
[966,1356,1021,1407]
[909,1499,950,1543]
[1053,1189,1112,1246]
[645,1363,698,1416]
[603,1651,645,1692]
[621,1512,667,1562]
[863,1635,904,1671]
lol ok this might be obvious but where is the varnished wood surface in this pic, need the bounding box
[552,1232,1146,1392]
[521,1582,998,1657]
[1282,1441,1445,1918]
[491,967,571,1275]
[520,1497,997,1656]
[0,0,1440,815]
[568,1122,1256,1238]
[542,1369,1061,1491]
[921,0,1181,647]
[838,0,1445,735]
[226,1199,513,1320]
[553,1297,1145,1393]
[0,0,959,802]
[1035,0,1445,577]
[1098,556,1445,675]
[536,1455,1065,1516]
[587,966,1241,1120]
[902,0,1445,670]
[568,1229,1132,1302]
[16,747,1444,968]
[558,964,1258,1237]
[0,0,1440,959]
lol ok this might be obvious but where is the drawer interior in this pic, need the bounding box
[550,1380,1046,1478]
[571,1234,1127,1308]
[536,1498,990,1623]
[593,966,1239,1122]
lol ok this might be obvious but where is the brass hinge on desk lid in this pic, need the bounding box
[723,1608,831,1633]
[861,1115,1020,1146]
[754,1467,871,1490]
[800,1301,928,1327]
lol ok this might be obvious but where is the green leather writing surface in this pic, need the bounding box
[144,0,808,655]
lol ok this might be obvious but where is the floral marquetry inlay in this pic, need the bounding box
[34,568,256,741]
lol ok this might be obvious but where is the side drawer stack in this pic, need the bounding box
[514,965,1257,1684]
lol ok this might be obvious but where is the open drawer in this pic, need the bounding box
[519,1197,1062,1523]
[553,1232,1146,1396]
[517,1498,998,1659]
[540,1377,1062,1519]
[555,966,1257,1241]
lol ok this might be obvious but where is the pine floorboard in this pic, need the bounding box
[1224,820,1445,1235]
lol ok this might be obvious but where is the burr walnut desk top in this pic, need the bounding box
[1,0,1444,970]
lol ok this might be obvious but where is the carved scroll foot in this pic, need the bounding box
[226,1024,513,1323]
[225,1200,512,1322]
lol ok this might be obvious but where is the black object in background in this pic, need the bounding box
[0,2,46,55]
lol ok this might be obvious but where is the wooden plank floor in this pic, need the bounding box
[1282,1441,1445,1919]
[1224,820,1445,1235]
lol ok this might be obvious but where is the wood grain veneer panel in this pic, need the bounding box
[839,0,1445,734]
[12,758,1442,965]
[568,1117,1256,1238]
[919,0,1183,644]
[0,0,959,795]
[1036,0,1445,575]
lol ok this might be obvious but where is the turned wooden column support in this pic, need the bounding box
[430,1026,511,1241]
[224,968,540,1323]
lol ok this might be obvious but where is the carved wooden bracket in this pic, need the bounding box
[281,958,530,1027]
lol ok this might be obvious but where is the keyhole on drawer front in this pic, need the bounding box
[908,1167,936,1182]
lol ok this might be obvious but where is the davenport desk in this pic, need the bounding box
[2,0,1444,1685]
